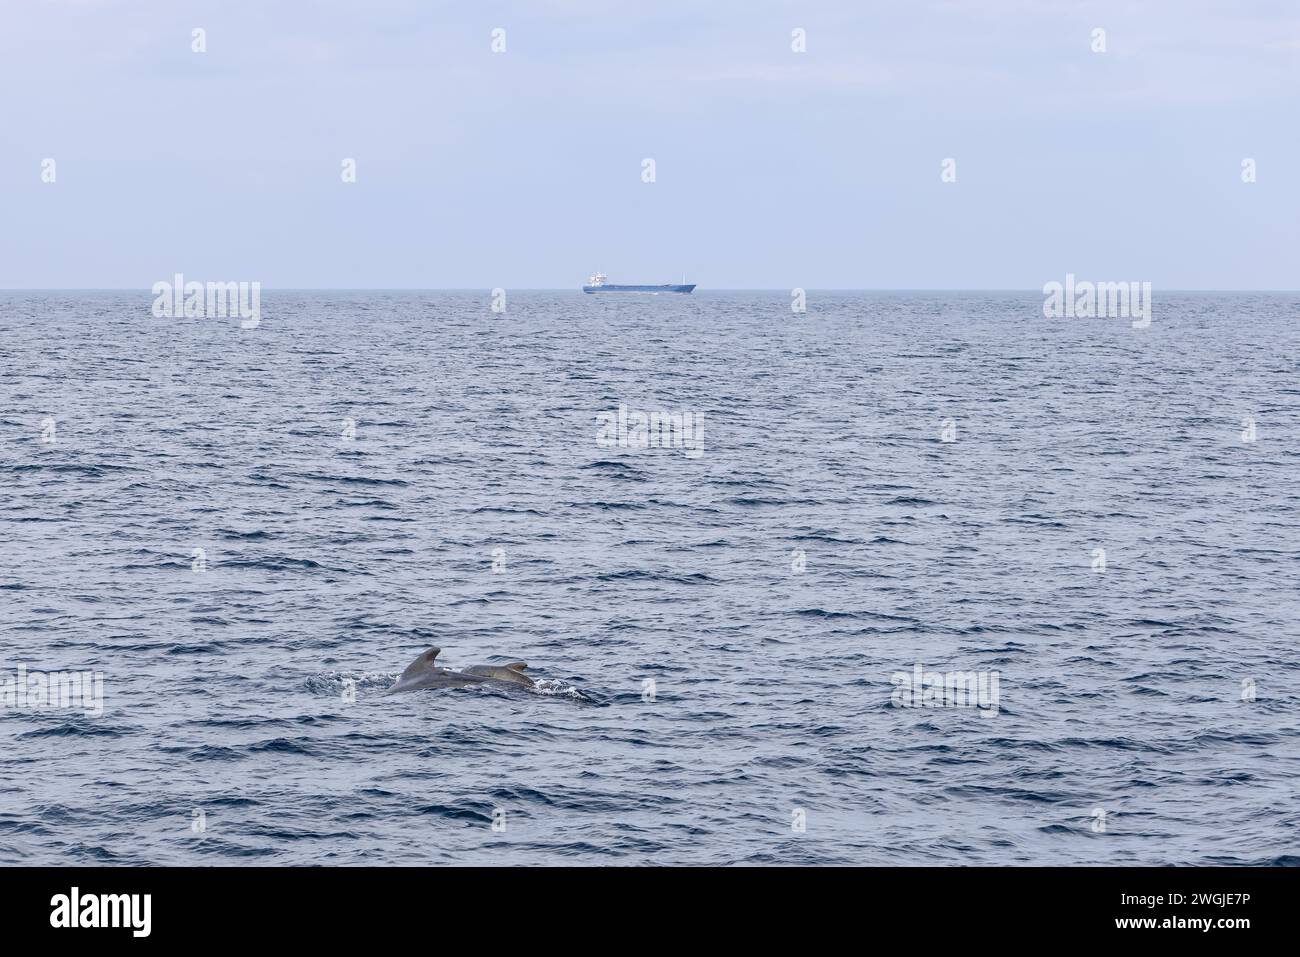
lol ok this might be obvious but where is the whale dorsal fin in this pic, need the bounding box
[507,662,527,672]
[398,646,441,678]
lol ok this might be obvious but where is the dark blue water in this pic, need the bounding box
[2,291,1298,865]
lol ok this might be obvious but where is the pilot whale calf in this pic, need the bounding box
[462,662,533,688]
[386,647,534,694]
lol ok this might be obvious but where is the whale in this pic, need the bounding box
[462,662,533,688]
[386,647,535,694]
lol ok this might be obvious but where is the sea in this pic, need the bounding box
[1,290,1297,865]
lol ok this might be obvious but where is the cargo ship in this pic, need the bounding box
[582,271,695,294]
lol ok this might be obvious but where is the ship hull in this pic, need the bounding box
[582,284,695,294]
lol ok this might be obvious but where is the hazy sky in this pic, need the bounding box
[2,0,1296,289]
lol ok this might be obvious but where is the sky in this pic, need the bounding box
[1,0,1296,289]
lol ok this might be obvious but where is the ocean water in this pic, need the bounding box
[1,290,1298,866]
